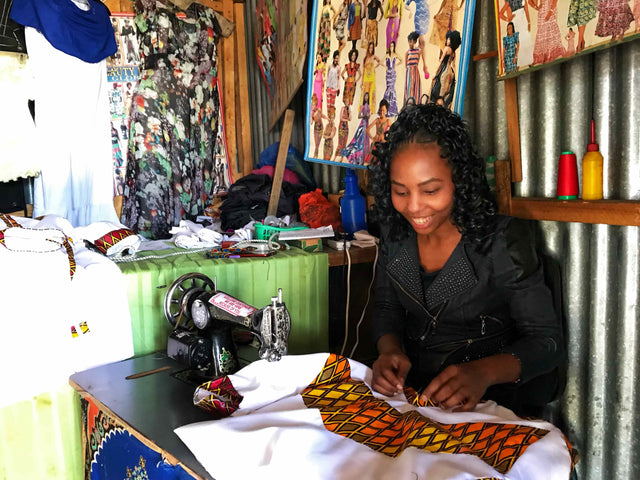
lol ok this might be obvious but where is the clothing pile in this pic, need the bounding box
[219,173,310,231]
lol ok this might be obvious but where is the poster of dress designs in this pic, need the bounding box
[305,0,476,168]
[495,0,640,78]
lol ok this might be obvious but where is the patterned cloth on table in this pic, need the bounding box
[121,1,222,240]
[177,353,577,480]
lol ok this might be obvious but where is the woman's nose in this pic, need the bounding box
[406,193,422,213]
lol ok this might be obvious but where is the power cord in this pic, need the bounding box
[339,241,379,359]
[339,239,352,357]
[349,243,378,359]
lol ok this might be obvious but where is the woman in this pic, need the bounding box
[384,0,404,49]
[368,104,564,415]
[341,49,361,107]
[383,41,402,116]
[318,0,337,61]
[430,29,461,109]
[530,0,565,64]
[361,41,382,107]
[502,22,519,72]
[404,31,422,106]
[341,92,371,165]
[333,0,350,54]
[367,99,391,146]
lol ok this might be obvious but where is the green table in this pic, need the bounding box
[117,247,329,356]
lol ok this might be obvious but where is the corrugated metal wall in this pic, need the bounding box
[243,2,640,478]
[468,0,640,478]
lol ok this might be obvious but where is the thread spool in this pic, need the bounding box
[556,151,579,199]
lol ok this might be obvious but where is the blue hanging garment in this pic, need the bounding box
[10,0,117,63]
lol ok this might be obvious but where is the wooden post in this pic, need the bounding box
[267,110,295,217]
[504,78,522,183]
[221,0,238,182]
[234,2,253,177]
[495,159,513,215]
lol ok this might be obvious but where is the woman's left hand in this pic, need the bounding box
[419,361,490,411]
[419,353,521,412]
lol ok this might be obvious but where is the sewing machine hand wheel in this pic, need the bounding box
[164,273,216,328]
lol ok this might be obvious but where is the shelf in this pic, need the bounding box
[324,245,378,267]
[508,197,640,226]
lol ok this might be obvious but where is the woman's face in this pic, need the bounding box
[390,142,456,237]
[507,24,514,35]
[368,42,374,54]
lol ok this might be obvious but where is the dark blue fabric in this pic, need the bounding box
[10,0,117,63]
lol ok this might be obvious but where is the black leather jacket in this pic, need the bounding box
[372,216,564,408]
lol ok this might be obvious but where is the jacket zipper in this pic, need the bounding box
[479,314,504,336]
[388,273,446,341]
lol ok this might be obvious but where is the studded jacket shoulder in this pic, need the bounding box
[371,215,564,391]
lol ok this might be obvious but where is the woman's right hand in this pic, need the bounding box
[372,347,411,396]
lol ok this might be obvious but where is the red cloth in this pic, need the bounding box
[298,189,342,230]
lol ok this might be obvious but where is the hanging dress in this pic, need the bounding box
[383,55,399,116]
[121,2,222,239]
[11,0,119,226]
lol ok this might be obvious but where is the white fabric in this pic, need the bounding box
[175,354,573,480]
[0,52,39,182]
[169,220,224,249]
[25,27,119,227]
[0,215,133,408]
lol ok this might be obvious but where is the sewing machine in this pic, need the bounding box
[164,273,290,382]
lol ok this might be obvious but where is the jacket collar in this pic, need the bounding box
[385,230,478,310]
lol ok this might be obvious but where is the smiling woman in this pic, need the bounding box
[367,103,565,417]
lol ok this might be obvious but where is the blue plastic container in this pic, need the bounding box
[341,169,367,234]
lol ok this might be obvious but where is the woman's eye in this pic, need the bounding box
[423,189,438,195]
[392,190,408,197]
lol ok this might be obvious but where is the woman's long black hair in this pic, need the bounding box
[369,103,497,244]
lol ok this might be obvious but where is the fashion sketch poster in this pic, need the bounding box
[495,0,640,77]
[305,0,476,168]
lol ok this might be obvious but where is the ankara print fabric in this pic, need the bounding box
[176,353,576,480]
[121,1,222,240]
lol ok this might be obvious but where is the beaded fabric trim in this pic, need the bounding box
[0,214,76,280]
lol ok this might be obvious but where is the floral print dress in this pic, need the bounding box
[121,0,222,239]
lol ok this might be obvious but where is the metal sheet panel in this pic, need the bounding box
[466,2,640,478]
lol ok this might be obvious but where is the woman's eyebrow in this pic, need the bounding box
[391,178,442,187]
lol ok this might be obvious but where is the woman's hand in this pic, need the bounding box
[419,361,491,411]
[372,334,412,396]
[372,351,412,396]
[419,353,521,412]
